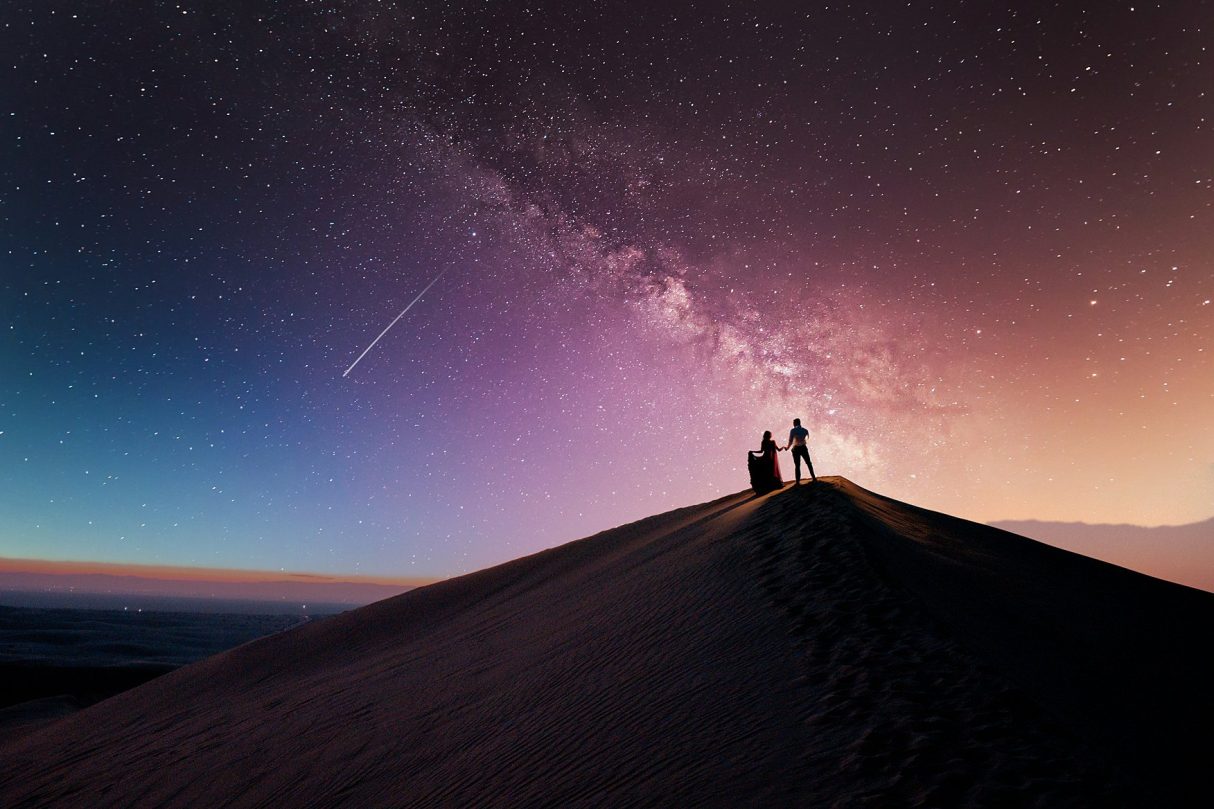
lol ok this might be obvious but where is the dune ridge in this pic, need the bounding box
[1,478,1210,807]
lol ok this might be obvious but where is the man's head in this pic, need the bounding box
[793,418,801,427]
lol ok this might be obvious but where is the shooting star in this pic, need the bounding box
[342,268,449,378]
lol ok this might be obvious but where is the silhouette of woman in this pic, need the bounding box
[748,430,785,494]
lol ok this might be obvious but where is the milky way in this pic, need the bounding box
[2,1,1211,577]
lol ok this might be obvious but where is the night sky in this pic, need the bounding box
[2,1,1211,579]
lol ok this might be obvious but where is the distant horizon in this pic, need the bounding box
[3,481,1212,593]
[0,555,438,587]
[0,555,435,607]
[990,514,1214,530]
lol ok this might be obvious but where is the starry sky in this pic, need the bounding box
[2,1,1211,579]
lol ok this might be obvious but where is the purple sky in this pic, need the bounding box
[2,1,1211,579]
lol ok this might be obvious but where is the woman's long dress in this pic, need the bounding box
[748,439,784,494]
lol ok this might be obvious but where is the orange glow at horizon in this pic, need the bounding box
[0,556,438,589]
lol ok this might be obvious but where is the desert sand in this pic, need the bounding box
[2,478,1211,807]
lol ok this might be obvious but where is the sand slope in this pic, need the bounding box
[2,478,1211,807]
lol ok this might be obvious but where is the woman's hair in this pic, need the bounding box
[762,430,772,441]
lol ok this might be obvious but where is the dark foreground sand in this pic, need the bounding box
[2,478,1211,807]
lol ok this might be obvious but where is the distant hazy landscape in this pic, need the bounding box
[992,517,1214,593]
[0,599,336,743]
[0,558,421,611]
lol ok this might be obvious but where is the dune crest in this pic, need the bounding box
[2,478,1211,807]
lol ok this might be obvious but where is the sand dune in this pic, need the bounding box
[2,478,1211,807]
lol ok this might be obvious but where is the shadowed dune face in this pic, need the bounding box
[1,479,1211,807]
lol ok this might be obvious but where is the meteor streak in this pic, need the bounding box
[342,268,449,377]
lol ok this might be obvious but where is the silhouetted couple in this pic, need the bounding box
[747,418,817,495]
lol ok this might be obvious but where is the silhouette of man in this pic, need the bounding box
[784,418,817,484]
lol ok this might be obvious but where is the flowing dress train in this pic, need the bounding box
[747,438,784,494]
